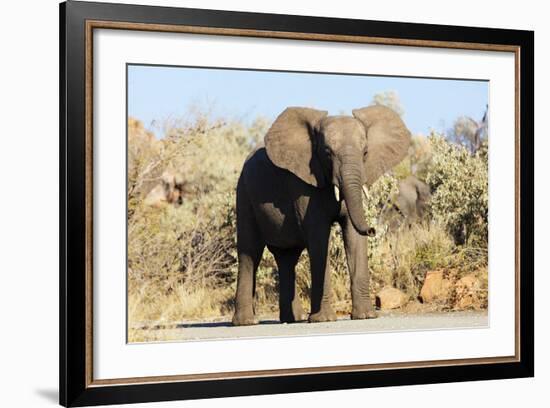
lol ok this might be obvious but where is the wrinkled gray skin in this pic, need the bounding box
[382,176,431,230]
[232,106,411,325]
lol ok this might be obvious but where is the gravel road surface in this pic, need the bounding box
[131,311,488,343]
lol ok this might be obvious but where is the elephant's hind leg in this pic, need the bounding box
[272,248,307,323]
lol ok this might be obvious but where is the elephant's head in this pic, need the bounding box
[144,170,185,207]
[265,106,411,235]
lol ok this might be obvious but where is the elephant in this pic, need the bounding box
[144,170,185,208]
[232,105,411,326]
[380,176,431,230]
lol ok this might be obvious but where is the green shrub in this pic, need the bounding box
[425,133,488,246]
[364,173,399,252]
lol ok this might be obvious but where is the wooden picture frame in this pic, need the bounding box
[60,1,534,406]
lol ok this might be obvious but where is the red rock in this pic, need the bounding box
[419,270,451,304]
[376,287,409,309]
[454,274,482,310]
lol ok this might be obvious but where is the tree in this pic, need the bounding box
[448,105,488,153]
[370,90,405,117]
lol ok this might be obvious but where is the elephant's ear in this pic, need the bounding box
[265,107,328,187]
[352,105,411,187]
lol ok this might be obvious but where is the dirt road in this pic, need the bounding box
[130,311,488,343]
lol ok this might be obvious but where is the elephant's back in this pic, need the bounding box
[241,146,285,185]
[240,147,294,206]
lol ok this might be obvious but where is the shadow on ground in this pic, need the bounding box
[175,319,280,329]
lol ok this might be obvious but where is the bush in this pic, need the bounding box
[425,133,488,246]
[364,173,399,250]
[127,114,256,329]
[392,134,433,180]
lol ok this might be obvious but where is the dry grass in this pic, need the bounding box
[370,223,455,297]
[129,284,234,326]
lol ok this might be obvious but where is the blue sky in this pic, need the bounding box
[128,64,488,137]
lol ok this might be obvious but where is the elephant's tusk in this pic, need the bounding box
[362,185,369,200]
[334,185,340,202]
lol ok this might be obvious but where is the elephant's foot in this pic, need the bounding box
[232,310,259,326]
[309,307,337,323]
[351,306,378,320]
[280,301,308,323]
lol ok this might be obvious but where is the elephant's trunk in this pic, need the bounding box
[340,153,375,236]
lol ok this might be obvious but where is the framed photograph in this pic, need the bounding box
[60,1,534,406]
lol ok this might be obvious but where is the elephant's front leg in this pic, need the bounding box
[232,190,264,326]
[308,227,337,323]
[232,249,262,326]
[341,217,377,319]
